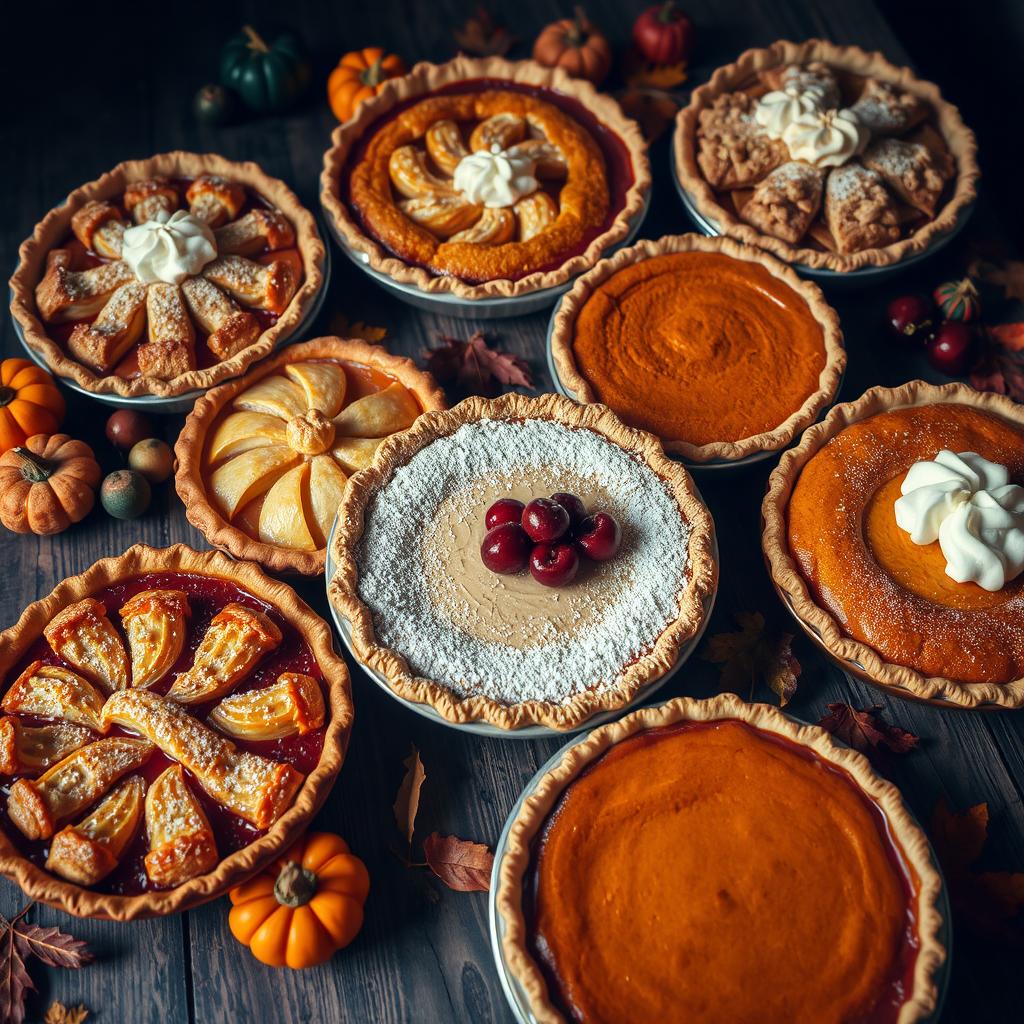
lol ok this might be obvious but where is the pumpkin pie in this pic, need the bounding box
[495,694,945,1024]
[763,381,1024,708]
[673,39,978,271]
[175,337,446,576]
[0,544,353,919]
[549,234,845,463]
[320,56,651,300]
[328,393,717,730]
[9,152,326,398]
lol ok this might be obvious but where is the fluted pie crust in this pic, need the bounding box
[549,233,845,463]
[328,393,717,730]
[763,380,1024,708]
[673,40,979,272]
[320,56,651,299]
[495,693,945,1023]
[9,152,326,398]
[0,544,353,920]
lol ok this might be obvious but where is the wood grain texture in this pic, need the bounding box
[1,0,1021,1021]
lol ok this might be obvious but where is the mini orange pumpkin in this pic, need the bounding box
[327,47,406,123]
[532,7,612,85]
[0,433,101,535]
[0,359,65,454]
[228,832,369,968]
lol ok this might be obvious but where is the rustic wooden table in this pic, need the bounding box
[3,1,1021,1021]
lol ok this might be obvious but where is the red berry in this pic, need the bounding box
[550,492,587,530]
[576,512,622,561]
[481,523,531,574]
[523,498,570,543]
[529,543,580,588]
[927,322,973,376]
[485,498,525,530]
[886,294,933,343]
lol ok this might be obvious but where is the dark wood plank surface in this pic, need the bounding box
[3,0,1022,1021]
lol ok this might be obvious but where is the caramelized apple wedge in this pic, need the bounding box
[331,437,384,474]
[425,119,469,176]
[0,717,94,775]
[46,775,145,885]
[209,445,299,520]
[333,382,420,438]
[165,603,282,705]
[2,660,107,732]
[469,113,527,152]
[232,374,307,420]
[120,589,191,689]
[144,763,218,888]
[207,672,326,740]
[258,462,316,551]
[308,456,348,548]
[207,411,288,464]
[283,362,346,418]
[43,598,130,693]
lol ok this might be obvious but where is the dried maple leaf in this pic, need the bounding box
[0,912,34,1024]
[14,924,92,970]
[817,703,919,756]
[968,255,1024,303]
[422,332,533,398]
[988,322,1024,352]
[327,313,388,344]
[44,1003,89,1024]
[969,329,1024,403]
[701,612,801,706]
[616,89,679,142]
[453,6,517,57]
[622,48,688,90]
[393,746,426,860]
[423,833,494,892]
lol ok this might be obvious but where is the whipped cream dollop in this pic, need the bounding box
[754,83,827,139]
[894,450,1024,592]
[122,209,217,285]
[782,108,867,168]
[452,145,538,208]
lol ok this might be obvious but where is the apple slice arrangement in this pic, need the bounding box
[480,493,622,588]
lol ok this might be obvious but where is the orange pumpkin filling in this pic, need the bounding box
[569,251,826,448]
[529,719,918,1024]
[788,403,1024,683]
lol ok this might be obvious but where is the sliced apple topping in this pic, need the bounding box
[119,589,191,690]
[450,207,516,246]
[144,763,218,888]
[308,456,349,548]
[515,192,559,242]
[259,462,316,551]
[333,381,420,438]
[389,145,457,199]
[425,119,470,176]
[284,362,347,417]
[43,598,130,693]
[399,195,482,238]
[207,411,288,464]
[331,437,385,474]
[2,660,107,732]
[47,775,145,886]
[207,672,325,740]
[209,445,300,520]
[508,138,567,179]
[232,373,306,419]
[469,113,528,152]
[0,717,94,775]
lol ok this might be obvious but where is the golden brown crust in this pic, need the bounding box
[672,39,979,272]
[0,543,353,920]
[9,151,327,398]
[327,393,719,730]
[549,233,846,463]
[762,380,1024,708]
[174,336,448,576]
[496,693,946,1024]
[320,57,651,299]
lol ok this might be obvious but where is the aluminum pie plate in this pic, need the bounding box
[8,222,332,415]
[320,188,651,320]
[488,702,953,1024]
[669,146,974,289]
[324,513,718,739]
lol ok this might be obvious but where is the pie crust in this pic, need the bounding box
[320,56,651,299]
[763,380,1024,708]
[9,152,327,398]
[175,336,447,575]
[328,393,717,730]
[0,544,353,919]
[549,233,845,462]
[673,40,979,271]
[496,692,946,1023]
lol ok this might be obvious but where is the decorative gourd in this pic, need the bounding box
[0,360,65,454]
[220,25,311,114]
[327,48,406,123]
[228,832,369,968]
[128,439,174,484]
[933,278,980,323]
[0,434,100,535]
[194,83,236,126]
[100,470,151,521]
[632,2,696,65]
[532,7,612,85]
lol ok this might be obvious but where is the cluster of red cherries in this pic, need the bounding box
[480,493,622,588]
[886,277,980,376]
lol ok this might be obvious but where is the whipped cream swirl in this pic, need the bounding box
[122,209,217,285]
[782,108,867,168]
[754,83,827,139]
[452,145,538,208]
[894,450,1024,592]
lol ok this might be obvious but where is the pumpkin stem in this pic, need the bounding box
[11,447,54,483]
[242,24,270,54]
[361,56,385,88]
[567,6,590,46]
[274,859,318,908]
[0,386,14,408]
[659,0,678,22]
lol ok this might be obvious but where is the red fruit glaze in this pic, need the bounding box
[886,294,933,344]
[576,512,622,561]
[530,543,580,588]
[550,492,588,530]
[485,498,526,530]
[481,523,531,574]
[927,322,973,376]
[523,498,570,543]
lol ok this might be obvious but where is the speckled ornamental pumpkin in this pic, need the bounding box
[0,359,65,453]
[532,7,612,85]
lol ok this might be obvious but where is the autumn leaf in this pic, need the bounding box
[701,612,801,706]
[988,322,1024,352]
[422,332,533,398]
[969,327,1024,403]
[453,6,518,57]
[393,745,426,860]
[968,255,1024,303]
[44,1003,89,1024]
[621,47,688,90]
[328,313,388,344]
[817,703,919,757]
[14,924,92,970]
[617,89,679,142]
[423,833,494,892]
[0,912,34,1024]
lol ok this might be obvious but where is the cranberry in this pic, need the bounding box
[485,498,525,530]
[481,523,531,574]
[927,322,974,376]
[576,512,622,561]
[529,543,580,588]
[550,492,588,530]
[886,294,933,344]
[522,497,570,543]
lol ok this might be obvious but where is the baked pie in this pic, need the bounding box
[495,694,946,1023]
[176,336,446,575]
[674,39,978,270]
[9,152,326,398]
[763,381,1024,708]
[321,56,651,300]
[0,544,352,919]
[328,393,717,731]
[549,234,845,463]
